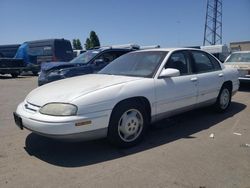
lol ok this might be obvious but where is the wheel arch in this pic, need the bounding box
[222,80,233,92]
[111,96,152,122]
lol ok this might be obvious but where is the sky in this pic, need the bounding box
[0,0,249,48]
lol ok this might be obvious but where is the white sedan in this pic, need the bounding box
[224,51,250,83]
[14,48,239,147]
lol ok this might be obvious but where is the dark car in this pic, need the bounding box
[38,45,139,86]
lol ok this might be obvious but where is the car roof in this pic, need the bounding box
[134,48,205,53]
[98,47,134,52]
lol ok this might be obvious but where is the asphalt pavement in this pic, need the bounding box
[0,75,250,188]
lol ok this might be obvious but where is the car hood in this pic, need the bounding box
[41,62,80,72]
[26,74,142,106]
[224,62,250,70]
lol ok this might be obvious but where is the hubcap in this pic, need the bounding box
[118,109,144,142]
[220,88,230,109]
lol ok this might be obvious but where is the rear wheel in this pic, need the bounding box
[108,101,148,147]
[32,71,38,76]
[214,85,231,112]
[11,73,18,78]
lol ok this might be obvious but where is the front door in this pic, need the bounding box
[155,51,198,118]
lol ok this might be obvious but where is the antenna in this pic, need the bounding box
[203,0,222,45]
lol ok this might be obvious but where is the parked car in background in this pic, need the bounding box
[15,39,73,75]
[14,48,239,147]
[224,51,250,83]
[0,44,20,58]
[0,39,73,77]
[38,44,140,86]
[73,49,86,57]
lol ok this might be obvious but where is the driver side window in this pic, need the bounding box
[98,51,126,64]
[98,52,115,63]
[165,51,188,75]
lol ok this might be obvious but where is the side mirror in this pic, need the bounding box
[159,68,180,78]
[94,59,104,66]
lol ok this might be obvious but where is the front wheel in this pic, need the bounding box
[108,101,148,147]
[214,85,232,112]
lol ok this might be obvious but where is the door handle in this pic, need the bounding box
[190,77,198,82]
[218,73,224,77]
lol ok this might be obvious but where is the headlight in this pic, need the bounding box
[48,70,61,77]
[48,69,70,77]
[39,103,77,116]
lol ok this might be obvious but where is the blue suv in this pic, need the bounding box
[38,45,138,86]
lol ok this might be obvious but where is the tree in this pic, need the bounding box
[72,38,83,50]
[84,31,101,50]
[72,39,77,49]
[85,38,91,50]
[76,39,83,50]
[89,31,100,48]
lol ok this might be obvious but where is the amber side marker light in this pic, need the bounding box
[75,120,92,126]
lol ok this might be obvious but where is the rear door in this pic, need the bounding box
[190,50,223,104]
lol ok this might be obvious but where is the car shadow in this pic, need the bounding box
[0,75,33,79]
[24,101,246,168]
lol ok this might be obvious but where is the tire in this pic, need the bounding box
[11,73,18,78]
[214,84,232,112]
[32,71,38,76]
[108,100,149,148]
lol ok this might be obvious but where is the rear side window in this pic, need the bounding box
[207,53,222,70]
[191,51,215,73]
[28,46,53,56]
[55,40,73,61]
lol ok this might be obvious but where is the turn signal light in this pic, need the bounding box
[75,120,92,127]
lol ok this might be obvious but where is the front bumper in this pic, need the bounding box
[239,77,250,83]
[238,69,250,83]
[15,101,112,141]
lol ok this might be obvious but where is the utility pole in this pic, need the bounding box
[203,0,222,45]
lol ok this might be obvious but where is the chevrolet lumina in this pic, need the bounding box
[14,48,239,147]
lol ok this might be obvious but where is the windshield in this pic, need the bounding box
[225,52,250,63]
[69,49,101,64]
[99,51,167,78]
